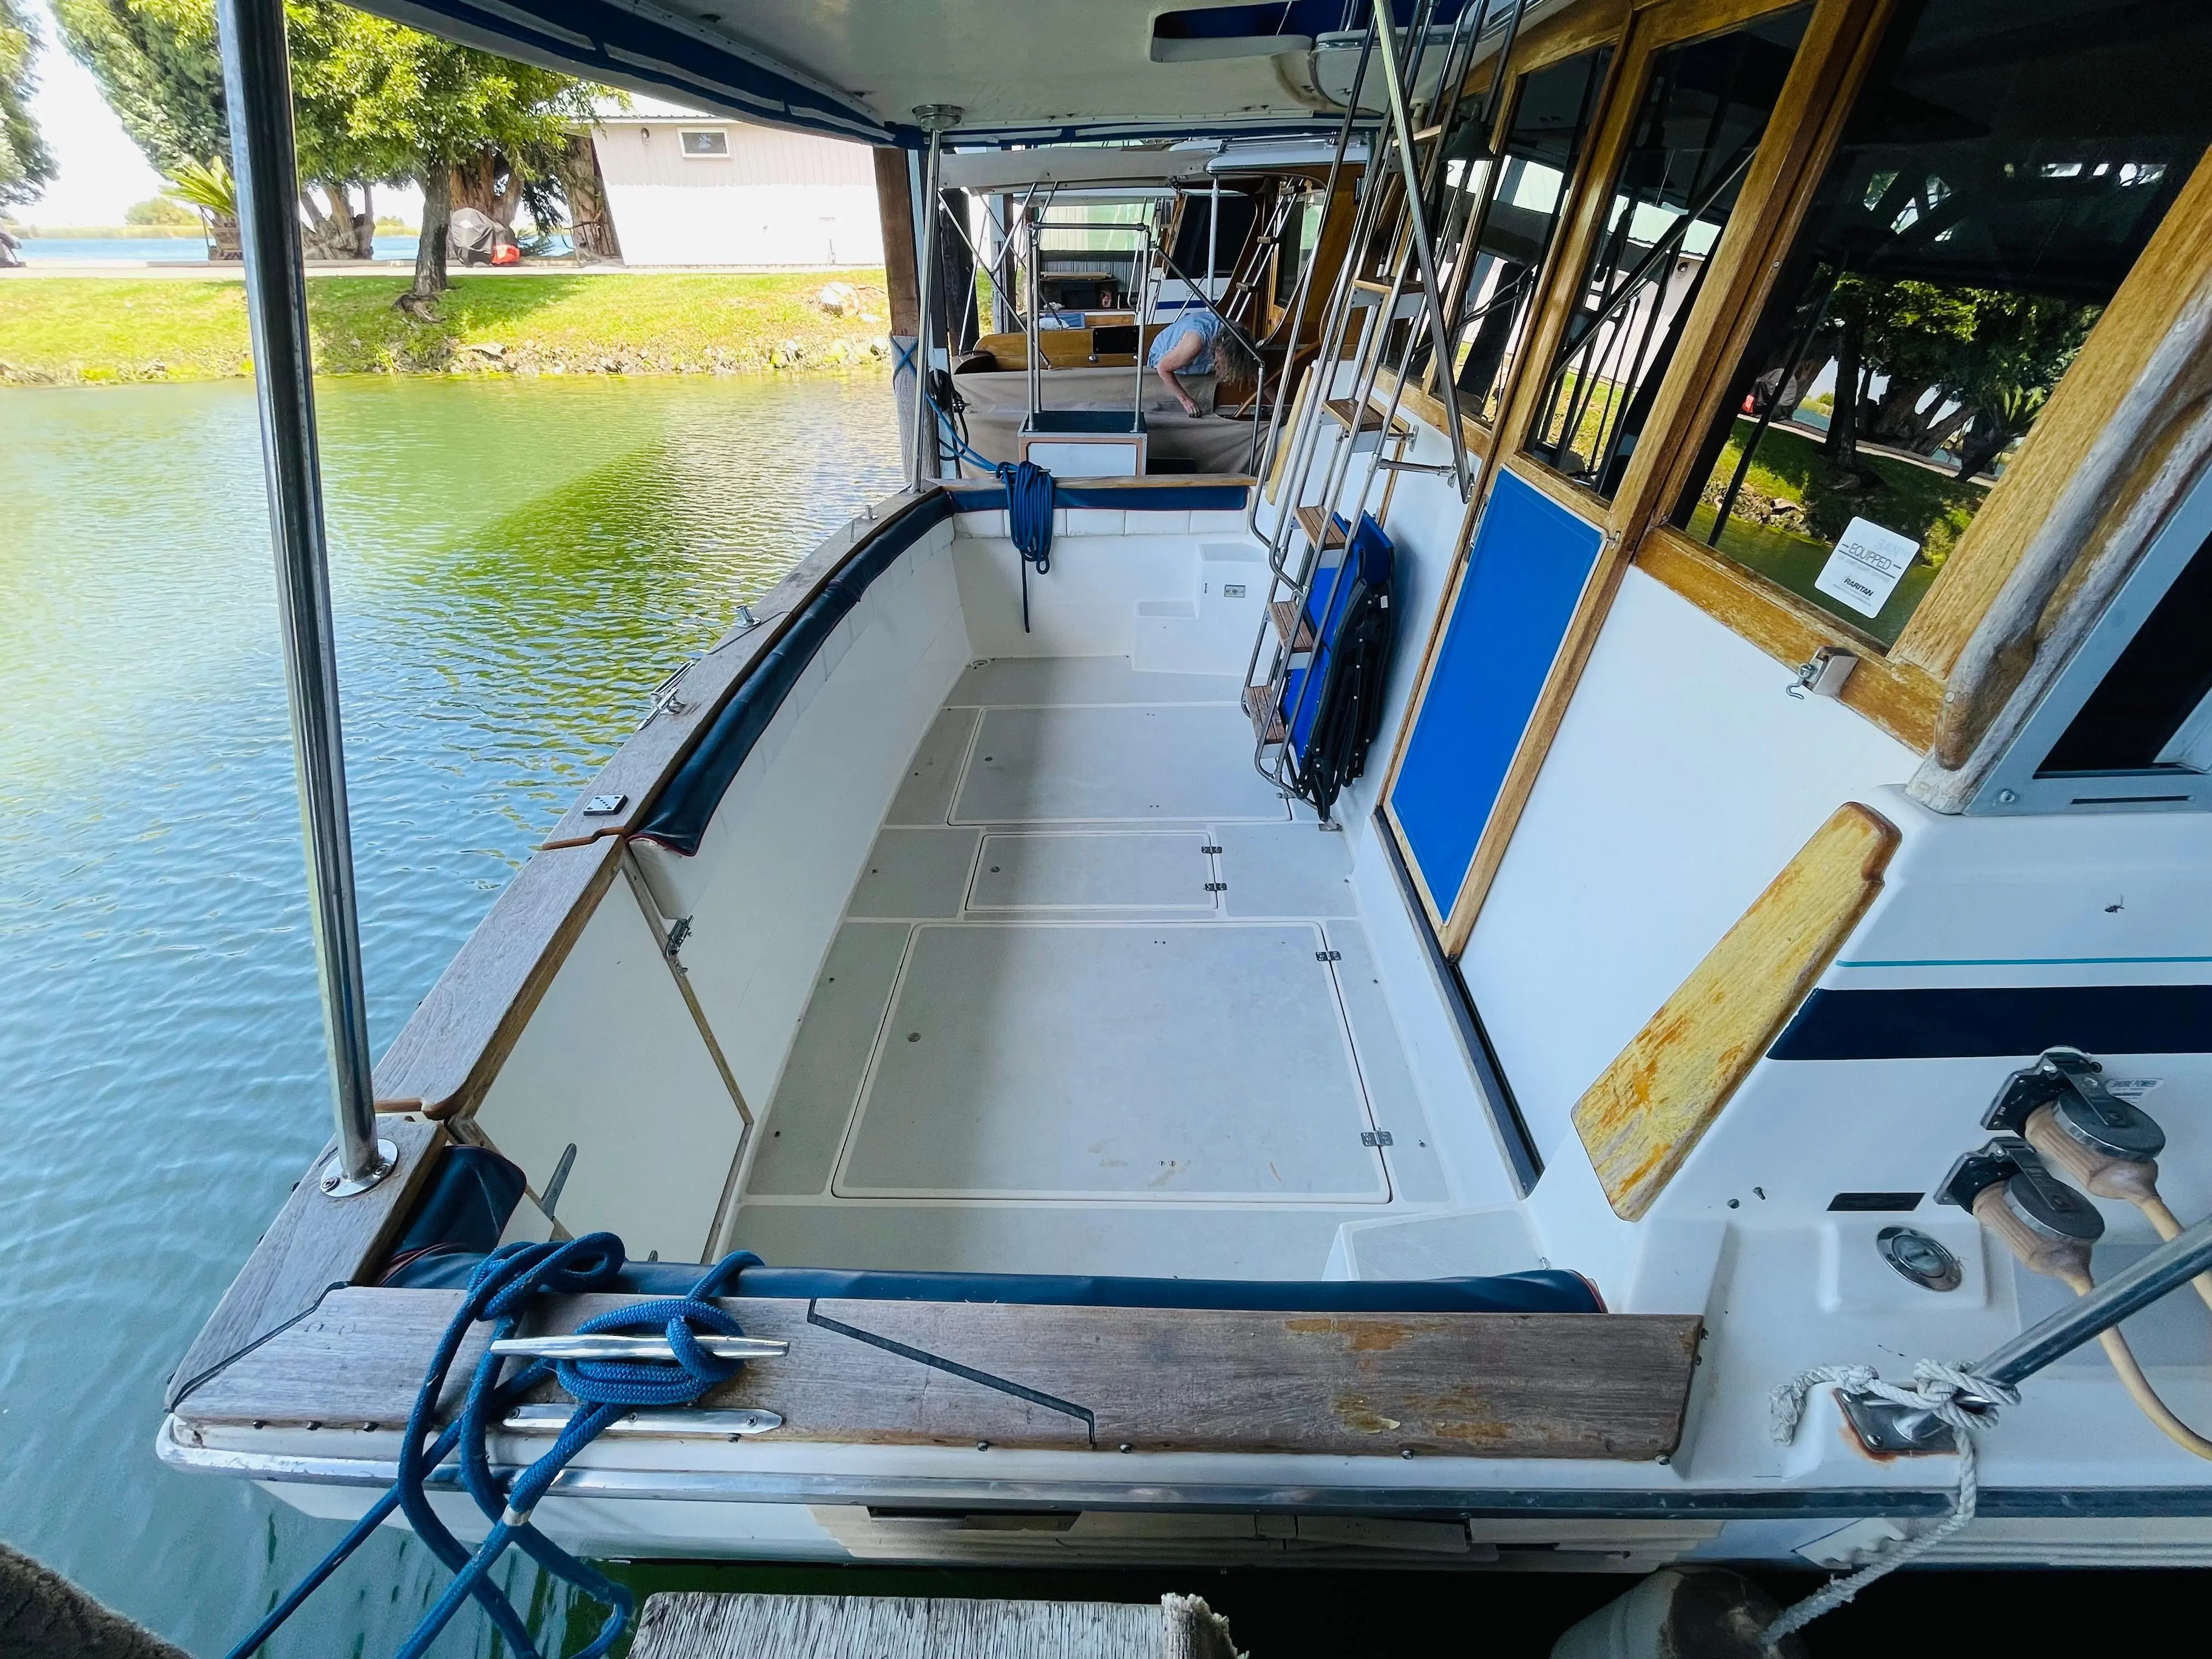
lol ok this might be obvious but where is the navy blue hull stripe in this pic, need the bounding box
[636,482,1249,856]
[1770,985,2212,1060]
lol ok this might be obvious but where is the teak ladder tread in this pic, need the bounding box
[1322,397,1414,439]
[1243,684,1286,745]
[1293,504,1349,550]
[1268,600,1318,653]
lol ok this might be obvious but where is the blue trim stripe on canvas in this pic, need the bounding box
[359,0,889,142]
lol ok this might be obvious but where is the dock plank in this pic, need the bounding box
[175,1288,1699,1460]
[630,1593,1237,1659]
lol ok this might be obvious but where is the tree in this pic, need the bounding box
[1819,273,1871,477]
[1948,292,2097,479]
[54,0,597,279]
[303,15,594,306]
[1858,278,1978,450]
[126,193,197,223]
[53,0,225,177]
[57,0,388,255]
[2,0,59,207]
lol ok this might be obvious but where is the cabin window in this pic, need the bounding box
[1436,46,1611,425]
[1276,193,1323,306]
[1525,7,1810,499]
[2039,528,2212,778]
[1169,190,1259,281]
[680,130,731,157]
[1674,0,2212,647]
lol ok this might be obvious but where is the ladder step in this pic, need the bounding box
[1294,504,1349,550]
[1323,398,1414,439]
[1243,684,1286,746]
[1268,599,1317,653]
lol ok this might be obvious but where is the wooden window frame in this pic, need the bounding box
[1374,0,2212,953]
[1375,0,1887,949]
[1409,0,1632,455]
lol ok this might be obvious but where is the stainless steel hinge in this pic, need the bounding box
[1316,950,1341,962]
[1361,1130,1394,1148]
[1204,882,1227,891]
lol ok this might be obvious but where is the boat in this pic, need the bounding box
[167,0,2212,1613]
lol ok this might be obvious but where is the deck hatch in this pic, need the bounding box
[834,922,1386,1203]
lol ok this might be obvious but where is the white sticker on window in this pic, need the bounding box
[1814,517,1920,618]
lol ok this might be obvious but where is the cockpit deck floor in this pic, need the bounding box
[730,657,1448,1279]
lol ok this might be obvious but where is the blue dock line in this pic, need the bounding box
[225,1235,760,1659]
[922,381,1054,632]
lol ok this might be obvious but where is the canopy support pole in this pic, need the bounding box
[217,0,391,1197]
[909,106,963,486]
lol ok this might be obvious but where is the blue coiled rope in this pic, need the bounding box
[225,1234,761,1659]
[1002,459,1056,633]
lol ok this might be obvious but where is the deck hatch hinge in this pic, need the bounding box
[1204,882,1227,892]
[1361,1130,1393,1148]
[1316,950,1341,962]
[1201,845,1223,855]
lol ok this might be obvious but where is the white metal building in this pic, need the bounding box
[587,106,884,268]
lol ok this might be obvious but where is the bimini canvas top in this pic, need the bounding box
[351,0,1561,146]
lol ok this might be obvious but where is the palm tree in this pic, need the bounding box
[163,156,240,259]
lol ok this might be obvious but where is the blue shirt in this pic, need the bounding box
[1146,309,1223,375]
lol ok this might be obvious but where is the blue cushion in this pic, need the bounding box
[383,1250,1599,1314]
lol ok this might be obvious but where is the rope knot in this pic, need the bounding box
[1762,1357,2015,1649]
[558,1295,747,1406]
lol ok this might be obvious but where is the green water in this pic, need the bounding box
[0,373,901,1656]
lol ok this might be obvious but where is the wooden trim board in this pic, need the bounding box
[1571,802,1899,1220]
[167,1116,446,1412]
[1892,146,2212,689]
[373,837,626,1118]
[174,1288,1703,1462]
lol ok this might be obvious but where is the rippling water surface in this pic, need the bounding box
[0,374,901,1656]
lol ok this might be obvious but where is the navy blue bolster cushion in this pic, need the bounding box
[379,1142,1600,1312]
[378,1144,528,1286]
[386,1249,1598,1314]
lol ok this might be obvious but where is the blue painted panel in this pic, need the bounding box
[1389,470,1605,917]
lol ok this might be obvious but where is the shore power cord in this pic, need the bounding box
[1765,1049,2212,1649]
[225,1234,762,1659]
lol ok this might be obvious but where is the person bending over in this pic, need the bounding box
[1148,308,1224,417]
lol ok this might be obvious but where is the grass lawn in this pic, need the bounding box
[1685,417,1985,645]
[0,269,891,386]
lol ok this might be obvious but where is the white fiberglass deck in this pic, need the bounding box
[732,658,1449,1278]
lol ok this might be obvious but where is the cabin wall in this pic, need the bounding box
[950,506,1255,660]
[634,521,970,1124]
[1461,568,1917,1168]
